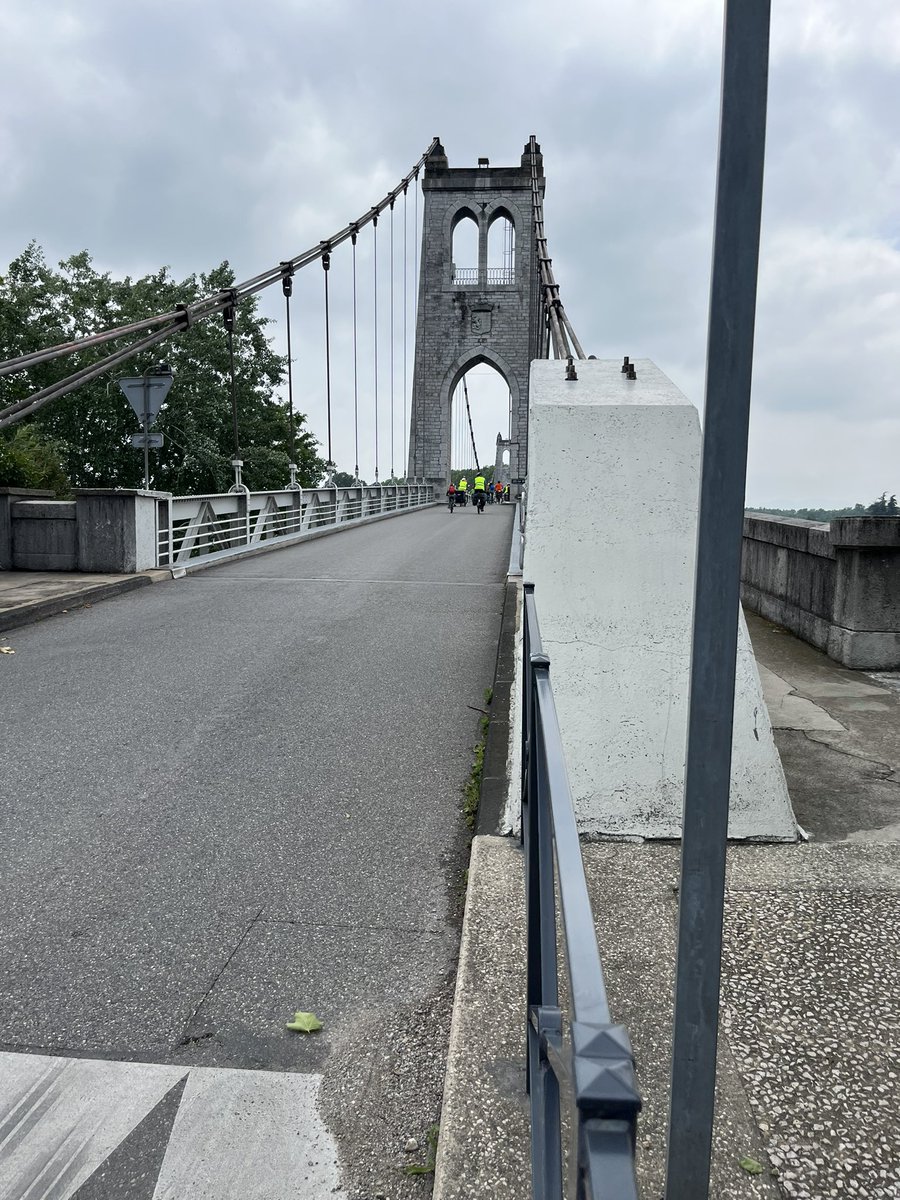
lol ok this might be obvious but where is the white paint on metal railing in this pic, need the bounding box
[156,483,434,569]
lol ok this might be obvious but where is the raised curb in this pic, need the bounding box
[432,835,530,1200]
[0,573,164,633]
[476,578,519,836]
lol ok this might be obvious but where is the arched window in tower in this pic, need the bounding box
[487,212,515,285]
[451,212,479,285]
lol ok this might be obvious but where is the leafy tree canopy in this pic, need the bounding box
[866,492,900,516]
[749,498,899,521]
[0,242,325,495]
[450,465,494,488]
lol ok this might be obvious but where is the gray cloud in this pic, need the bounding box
[2,0,897,502]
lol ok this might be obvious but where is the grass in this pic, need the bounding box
[404,1122,440,1176]
[463,686,492,829]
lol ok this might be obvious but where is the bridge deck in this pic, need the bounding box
[0,502,514,1199]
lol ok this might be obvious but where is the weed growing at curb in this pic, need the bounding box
[463,688,492,829]
[404,1123,440,1176]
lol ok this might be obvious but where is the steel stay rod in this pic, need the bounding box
[664,4,771,1198]
[0,139,438,382]
[0,324,180,430]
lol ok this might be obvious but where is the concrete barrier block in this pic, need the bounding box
[830,515,900,548]
[524,358,795,841]
[76,490,168,573]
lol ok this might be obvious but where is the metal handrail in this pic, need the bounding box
[156,482,433,567]
[522,583,641,1200]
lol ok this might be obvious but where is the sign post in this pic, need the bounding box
[118,365,174,489]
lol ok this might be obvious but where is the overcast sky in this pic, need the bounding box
[2,0,898,504]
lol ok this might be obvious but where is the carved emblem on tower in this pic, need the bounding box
[471,307,492,335]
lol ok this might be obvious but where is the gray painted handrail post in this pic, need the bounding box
[665,3,771,1198]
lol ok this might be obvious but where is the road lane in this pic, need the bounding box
[0,502,514,1198]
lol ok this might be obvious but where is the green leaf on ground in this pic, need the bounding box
[286,1011,323,1033]
[739,1156,764,1175]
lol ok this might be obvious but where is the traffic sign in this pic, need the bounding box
[118,375,173,426]
[131,433,164,450]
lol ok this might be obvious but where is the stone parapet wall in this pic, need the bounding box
[741,514,900,668]
[0,488,164,573]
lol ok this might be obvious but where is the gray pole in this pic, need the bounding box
[142,373,150,491]
[664,3,770,1198]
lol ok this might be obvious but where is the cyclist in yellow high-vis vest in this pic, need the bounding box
[473,474,487,514]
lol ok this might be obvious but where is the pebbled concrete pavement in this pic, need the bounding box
[438,607,900,1200]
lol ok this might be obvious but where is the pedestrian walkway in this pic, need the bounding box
[0,569,166,632]
[437,608,900,1200]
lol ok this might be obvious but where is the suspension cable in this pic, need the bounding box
[0,139,441,428]
[351,228,360,481]
[373,214,379,483]
[463,375,480,472]
[0,323,178,431]
[528,134,586,361]
[281,263,295,463]
[390,198,395,480]
[402,183,408,479]
[223,294,239,458]
[322,249,333,468]
[413,166,420,480]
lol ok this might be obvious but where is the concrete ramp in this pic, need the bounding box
[523,358,796,840]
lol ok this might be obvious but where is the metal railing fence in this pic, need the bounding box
[486,266,515,286]
[451,267,479,285]
[156,482,433,568]
[522,583,641,1200]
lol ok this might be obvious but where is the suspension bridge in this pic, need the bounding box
[3,12,900,1196]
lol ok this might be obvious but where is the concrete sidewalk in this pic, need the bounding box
[0,569,169,633]
[437,611,900,1200]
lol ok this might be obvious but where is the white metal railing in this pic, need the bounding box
[452,267,479,285]
[487,267,515,285]
[155,483,434,568]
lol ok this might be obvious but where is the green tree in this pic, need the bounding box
[0,425,70,493]
[866,493,899,516]
[0,244,325,494]
[332,469,363,487]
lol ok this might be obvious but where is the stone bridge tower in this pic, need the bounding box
[407,140,545,486]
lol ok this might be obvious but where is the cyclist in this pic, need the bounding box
[447,481,456,513]
[495,481,503,504]
[473,472,487,514]
[458,476,468,507]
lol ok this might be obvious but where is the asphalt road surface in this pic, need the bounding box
[0,502,515,1200]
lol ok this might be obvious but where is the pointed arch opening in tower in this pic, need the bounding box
[487,211,515,285]
[450,362,511,480]
[451,212,479,285]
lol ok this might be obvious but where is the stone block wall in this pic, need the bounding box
[741,514,900,668]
